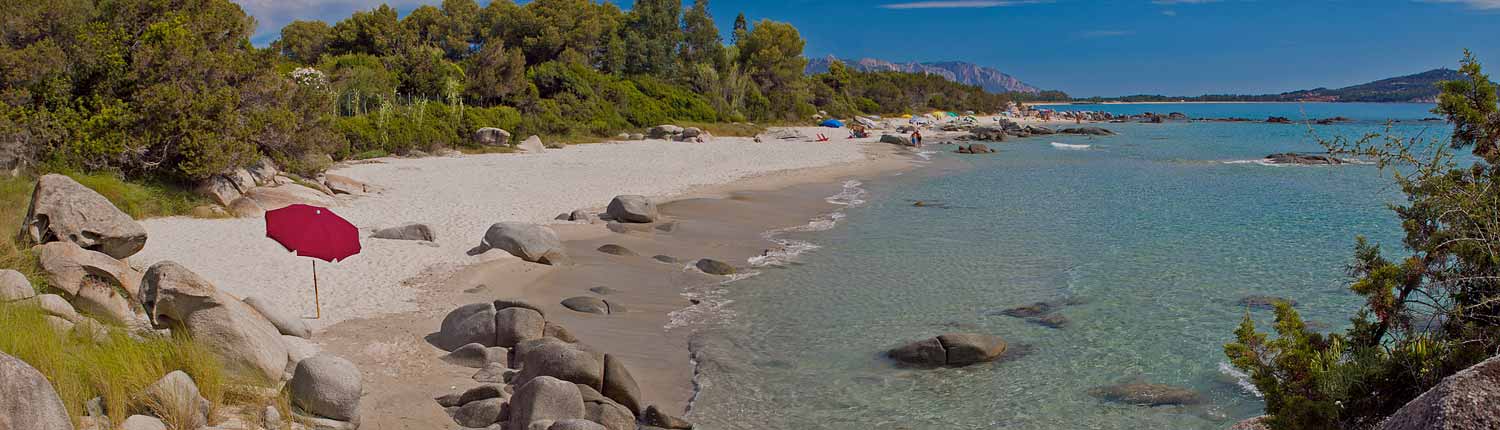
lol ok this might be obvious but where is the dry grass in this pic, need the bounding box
[0,303,228,428]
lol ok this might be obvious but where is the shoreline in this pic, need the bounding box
[308,138,925,428]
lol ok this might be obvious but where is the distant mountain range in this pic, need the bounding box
[1083,68,1465,103]
[1276,68,1462,103]
[805,56,1041,94]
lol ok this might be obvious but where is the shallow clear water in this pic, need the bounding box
[686,103,1448,429]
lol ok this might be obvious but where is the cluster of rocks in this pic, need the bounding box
[948,121,1114,143]
[473,127,550,153]
[993,297,1085,329]
[7,174,363,429]
[193,158,365,218]
[429,300,693,430]
[1262,153,1346,165]
[1196,116,1353,125]
[646,125,712,143]
[955,144,995,154]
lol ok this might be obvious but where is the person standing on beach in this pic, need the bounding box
[911,130,923,147]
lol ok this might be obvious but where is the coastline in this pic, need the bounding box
[283,136,923,428]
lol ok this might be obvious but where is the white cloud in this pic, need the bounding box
[1417,0,1500,9]
[878,0,1049,9]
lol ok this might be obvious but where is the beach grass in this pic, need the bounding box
[0,303,229,428]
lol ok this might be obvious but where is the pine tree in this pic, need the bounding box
[680,0,722,69]
[732,13,749,46]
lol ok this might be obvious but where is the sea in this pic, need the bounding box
[684,103,1453,429]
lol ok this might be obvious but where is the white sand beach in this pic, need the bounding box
[131,128,885,327]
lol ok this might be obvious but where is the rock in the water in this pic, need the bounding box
[519,135,547,153]
[594,244,636,257]
[496,307,546,348]
[968,126,1007,141]
[244,296,310,339]
[880,134,914,146]
[0,352,72,430]
[144,370,209,429]
[937,333,1007,366]
[474,127,513,147]
[0,269,33,302]
[1263,152,1344,165]
[141,261,288,382]
[605,195,657,223]
[561,297,609,315]
[641,405,693,429]
[121,415,167,430]
[23,174,148,259]
[453,397,507,428]
[442,343,509,369]
[1058,126,1116,136]
[372,223,436,242]
[652,255,679,264]
[481,223,567,265]
[588,286,617,296]
[1032,313,1069,329]
[694,259,735,276]
[887,337,947,367]
[434,302,498,351]
[654,222,678,233]
[1238,295,1296,310]
[509,376,586,430]
[1087,382,1202,406]
[35,240,143,299]
[998,302,1053,318]
[601,355,643,415]
[1377,354,1500,430]
[290,354,363,422]
[888,333,1006,367]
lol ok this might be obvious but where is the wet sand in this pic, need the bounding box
[314,145,920,429]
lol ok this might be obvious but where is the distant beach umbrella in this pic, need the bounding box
[820,119,845,128]
[264,204,361,319]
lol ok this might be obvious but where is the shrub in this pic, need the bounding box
[0,303,229,428]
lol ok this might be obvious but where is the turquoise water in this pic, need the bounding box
[686,103,1447,429]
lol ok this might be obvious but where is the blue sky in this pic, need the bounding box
[236,0,1500,97]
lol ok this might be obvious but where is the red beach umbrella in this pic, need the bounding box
[264,204,361,318]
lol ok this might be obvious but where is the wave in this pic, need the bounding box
[1050,142,1091,150]
[913,150,939,161]
[1220,158,1373,166]
[1219,361,1263,398]
[826,180,867,206]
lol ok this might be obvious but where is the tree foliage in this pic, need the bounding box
[0,0,1041,183]
[1225,51,1500,429]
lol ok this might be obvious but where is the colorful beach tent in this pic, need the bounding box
[820,119,844,128]
[900,114,913,119]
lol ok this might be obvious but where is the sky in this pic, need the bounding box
[234,0,1500,97]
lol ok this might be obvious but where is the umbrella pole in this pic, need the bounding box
[312,260,321,319]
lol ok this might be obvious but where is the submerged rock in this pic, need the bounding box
[694,259,736,276]
[1263,153,1344,165]
[1087,382,1202,406]
[596,244,637,256]
[1238,295,1297,310]
[998,302,1054,318]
